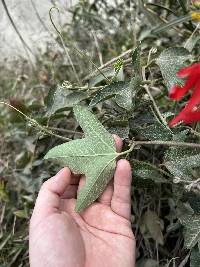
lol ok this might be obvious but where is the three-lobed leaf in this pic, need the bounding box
[44,105,118,212]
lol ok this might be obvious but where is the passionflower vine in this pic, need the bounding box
[169,62,200,127]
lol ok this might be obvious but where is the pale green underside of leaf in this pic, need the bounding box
[156,47,191,91]
[44,105,117,212]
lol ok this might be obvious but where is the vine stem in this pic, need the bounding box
[119,139,200,156]
[49,6,111,84]
[45,126,83,135]
[83,48,133,81]
[0,102,71,142]
[143,84,169,128]
[49,7,81,86]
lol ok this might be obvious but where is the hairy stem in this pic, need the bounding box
[119,139,200,156]
[143,84,169,129]
[49,6,110,84]
[2,0,34,56]
[49,7,81,85]
[83,48,133,81]
[0,102,71,141]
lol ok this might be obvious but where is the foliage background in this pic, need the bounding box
[0,0,200,266]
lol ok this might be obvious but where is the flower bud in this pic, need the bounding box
[192,0,200,8]
[191,11,200,21]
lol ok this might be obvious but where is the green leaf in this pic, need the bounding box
[13,210,28,219]
[132,45,141,76]
[136,121,172,141]
[108,119,129,140]
[136,259,159,267]
[143,210,164,245]
[90,81,133,110]
[184,35,200,52]
[132,160,169,184]
[44,105,118,212]
[184,191,200,214]
[156,47,191,91]
[88,68,115,87]
[46,86,87,116]
[164,147,200,182]
[190,246,200,267]
[152,15,191,34]
[179,213,200,249]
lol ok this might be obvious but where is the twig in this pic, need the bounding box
[46,126,83,135]
[83,49,133,81]
[49,6,110,84]
[119,139,200,156]
[49,7,81,85]
[91,29,103,65]
[0,102,71,142]
[143,84,171,130]
[1,0,33,56]
[31,0,55,40]
[134,140,200,149]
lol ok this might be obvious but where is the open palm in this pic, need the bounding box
[29,136,135,267]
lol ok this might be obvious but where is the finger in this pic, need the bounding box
[111,160,132,220]
[61,185,78,199]
[97,135,122,205]
[70,173,81,185]
[97,181,113,205]
[113,134,123,153]
[77,175,86,192]
[77,135,123,207]
[31,168,71,225]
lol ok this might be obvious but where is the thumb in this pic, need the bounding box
[30,167,71,226]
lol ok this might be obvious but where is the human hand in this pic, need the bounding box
[29,136,135,267]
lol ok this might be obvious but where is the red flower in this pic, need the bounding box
[169,62,200,128]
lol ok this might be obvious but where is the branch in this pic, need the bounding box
[82,49,133,81]
[1,0,34,56]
